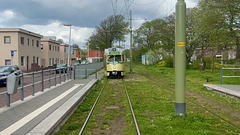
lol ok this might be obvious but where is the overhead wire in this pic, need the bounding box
[133,0,158,6]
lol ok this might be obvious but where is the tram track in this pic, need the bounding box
[79,78,141,135]
[156,76,240,131]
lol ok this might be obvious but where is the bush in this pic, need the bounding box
[165,56,173,67]
[205,57,212,69]
[158,61,166,67]
[192,58,201,69]
[224,59,237,64]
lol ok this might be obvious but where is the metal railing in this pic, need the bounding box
[220,68,240,85]
[0,62,104,107]
[0,68,72,107]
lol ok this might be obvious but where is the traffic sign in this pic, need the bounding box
[11,50,17,57]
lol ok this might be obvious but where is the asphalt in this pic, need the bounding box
[0,74,104,135]
[204,84,240,98]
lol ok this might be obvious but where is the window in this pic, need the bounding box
[21,37,24,44]
[53,45,54,51]
[5,60,11,65]
[58,47,59,51]
[33,56,35,63]
[49,45,51,50]
[41,44,43,49]
[28,38,29,46]
[32,39,34,46]
[55,46,57,51]
[4,36,11,44]
[49,58,52,66]
[36,41,39,47]
[36,57,39,65]
[21,56,24,66]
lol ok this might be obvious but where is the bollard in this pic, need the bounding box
[21,73,24,101]
[32,71,35,96]
[41,70,44,92]
[85,69,87,79]
[48,69,51,88]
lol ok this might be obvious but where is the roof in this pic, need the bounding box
[104,48,124,55]
[0,28,42,38]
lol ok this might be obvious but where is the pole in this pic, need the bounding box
[130,10,133,73]
[175,0,186,116]
[64,24,72,73]
[68,26,71,69]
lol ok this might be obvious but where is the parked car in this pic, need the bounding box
[0,65,22,85]
[81,60,89,65]
[73,63,81,66]
[56,64,68,73]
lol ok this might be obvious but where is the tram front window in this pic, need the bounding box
[108,56,115,62]
[115,55,121,62]
[108,55,122,62]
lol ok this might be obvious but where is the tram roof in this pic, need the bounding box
[104,48,124,55]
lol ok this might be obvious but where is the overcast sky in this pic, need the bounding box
[0,0,199,48]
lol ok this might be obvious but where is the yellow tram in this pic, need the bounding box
[104,48,126,77]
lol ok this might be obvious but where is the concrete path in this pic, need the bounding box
[204,84,240,98]
[0,74,104,135]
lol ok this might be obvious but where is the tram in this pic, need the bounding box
[104,48,126,77]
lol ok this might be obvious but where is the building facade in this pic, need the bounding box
[41,38,61,67]
[0,28,42,71]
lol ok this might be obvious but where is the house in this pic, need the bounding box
[41,38,61,67]
[0,28,42,71]
[87,50,103,63]
[60,44,78,65]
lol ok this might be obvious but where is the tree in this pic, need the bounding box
[87,15,129,51]
[193,0,233,73]
[216,0,240,61]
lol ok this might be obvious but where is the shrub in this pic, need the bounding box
[224,59,236,64]
[158,61,166,67]
[165,56,174,67]
[192,58,201,69]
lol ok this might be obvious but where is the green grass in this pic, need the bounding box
[56,64,240,135]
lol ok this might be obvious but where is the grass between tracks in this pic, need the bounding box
[56,64,240,135]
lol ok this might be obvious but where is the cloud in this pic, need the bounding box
[21,21,94,48]
[0,10,15,21]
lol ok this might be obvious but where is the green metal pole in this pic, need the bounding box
[175,0,186,116]
[130,10,133,73]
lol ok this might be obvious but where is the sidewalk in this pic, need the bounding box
[204,84,240,98]
[0,74,104,135]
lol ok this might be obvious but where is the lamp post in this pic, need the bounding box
[64,24,72,70]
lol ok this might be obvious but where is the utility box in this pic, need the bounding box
[7,73,19,94]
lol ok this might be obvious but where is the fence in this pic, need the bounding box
[0,62,104,107]
[220,68,240,85]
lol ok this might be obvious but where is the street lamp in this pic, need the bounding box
[63,24,72,70]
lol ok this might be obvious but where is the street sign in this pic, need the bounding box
[11,50,17,57]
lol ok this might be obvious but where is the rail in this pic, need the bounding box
[0,68,72,107]
[220,68,240,85]
[0,62,104,107]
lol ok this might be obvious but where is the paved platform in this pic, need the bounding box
[204,84,240,98]
[0,74,104,135]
